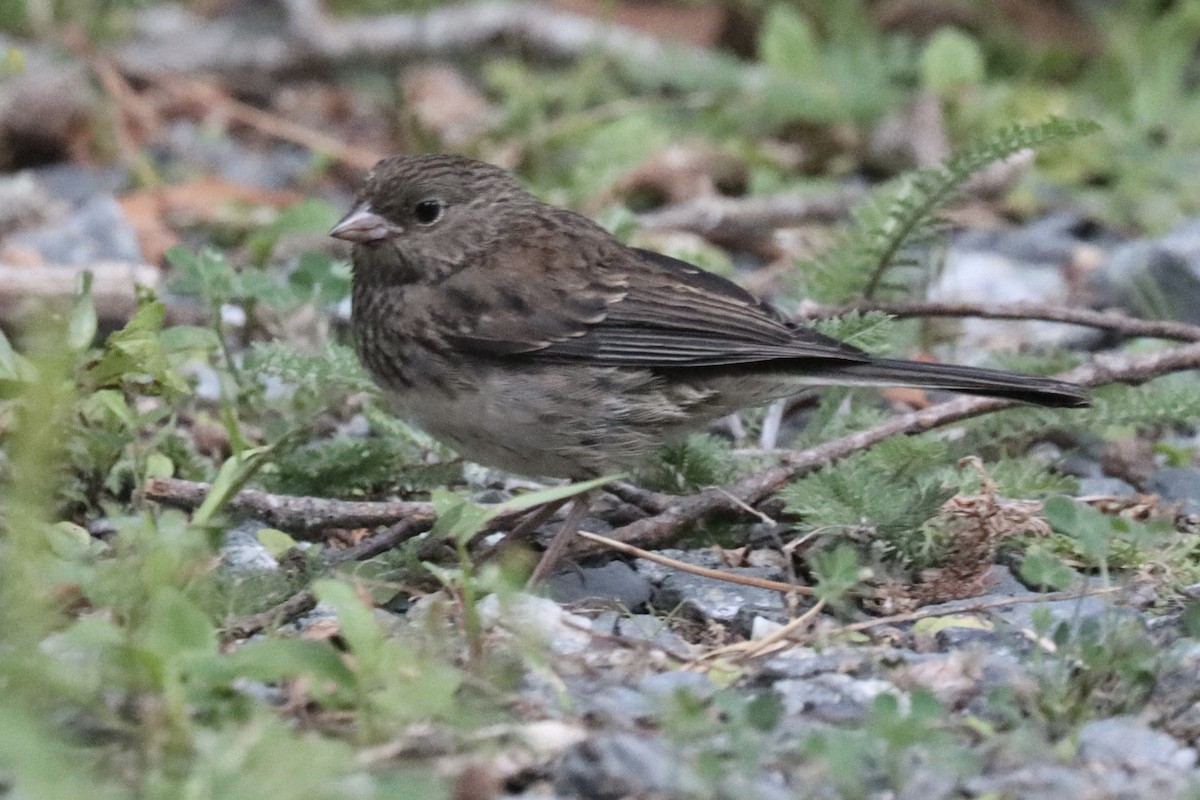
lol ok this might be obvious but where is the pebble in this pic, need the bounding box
[476,593,593,655]
[219,519,280,573]
[1093,218,1200,323]
[1077,716,1197,771]
[773,674,900,724]
[6,194,143,265]
[1148,467,1200,515]
[554,733,697,800]
[546,561,653,610]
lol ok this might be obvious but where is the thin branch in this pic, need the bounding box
[144,477,434,538]
[148,74,385,171]
[321,516,436,565]
[823,585,1120,637]
[803,300,1200,343]
[636,188,862,245]
[691,599,827,664]
[223,589,317,640]
[118,1,738,84]
[575,530,814,596]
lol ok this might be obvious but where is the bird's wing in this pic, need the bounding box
[439,240,869,368]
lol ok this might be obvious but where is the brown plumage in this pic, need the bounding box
[334,154,1089,481]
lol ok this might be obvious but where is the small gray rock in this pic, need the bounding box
[1149,467,1200,514]
[7,194,143,264]
[555,734,696,800]
[638,670,714,701]
[220,520,280,573]
[1077,716,1197,771]
[652,569,787,634]
[774,674,899,724]
[614,614,692,658]
[1077,475,1139,497]
[547,561,653,610]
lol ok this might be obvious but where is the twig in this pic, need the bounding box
[690,586,1119,666]
[144,477,433,538]
[579,340,1200,555]
[118,1,761,96]
[146,74,384,171]
[66,33,160,168]
[691,599,826,665]
[223,588,317,640]
[803,300,1200,343]
[637,188,862,246]
[321,516,436,565]
[824,585,1120,636]
[575,530,813,595]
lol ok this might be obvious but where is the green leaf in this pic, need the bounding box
[158,325,221,355]
[211,639,356,696]
[67,271,97,352]
[256,528,299,558]
[811,544,864,605]
[760,5,821,77]
[430,489,493,543]
[745,691,785,732]
[911,614,993,635]
[247,199,343,264]
[193,444,276,527]
[1042,495,1080,533]
[166,246,236,311]
[432,475,620,544]
[141,588,218,660]
[83,299,190,400]
[145,451,174,480]
[1180,602,1200,639]
[0,327,37,385]
[798,117,1101,302]
[1018,548,1075,591]
[495,475,619,515]
[920,27,985,95]
[313,579,383,670]
[288,251,351,306]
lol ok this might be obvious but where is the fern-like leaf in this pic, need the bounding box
[799,117,1101,304]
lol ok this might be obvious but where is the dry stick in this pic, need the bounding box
[144,477,434,538]
[637,188,863,244]
[119,0,757,94]
[692,599,827,665]
[822,585,1120,638]
[148,74,385,171]
[321,516,436,565]
[803,300,1200,343]
[223,588,317,640]
[575,530,814,596]
[527,494,593,586]
[577,341,1200,556]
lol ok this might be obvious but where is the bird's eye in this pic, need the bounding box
[413,200,444,225]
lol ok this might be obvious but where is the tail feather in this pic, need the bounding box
[823,357,1090,408]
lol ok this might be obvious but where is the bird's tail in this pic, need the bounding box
[815,357,1090,408]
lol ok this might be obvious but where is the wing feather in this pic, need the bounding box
[437,229,868,367]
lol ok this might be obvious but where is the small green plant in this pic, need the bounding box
[1025,609,1164,734]
[796,117,1101,303]
[802,691,976,798]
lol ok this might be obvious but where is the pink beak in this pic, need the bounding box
[330,203,399,243]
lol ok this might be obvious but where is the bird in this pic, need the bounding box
[332,153,1089,580]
